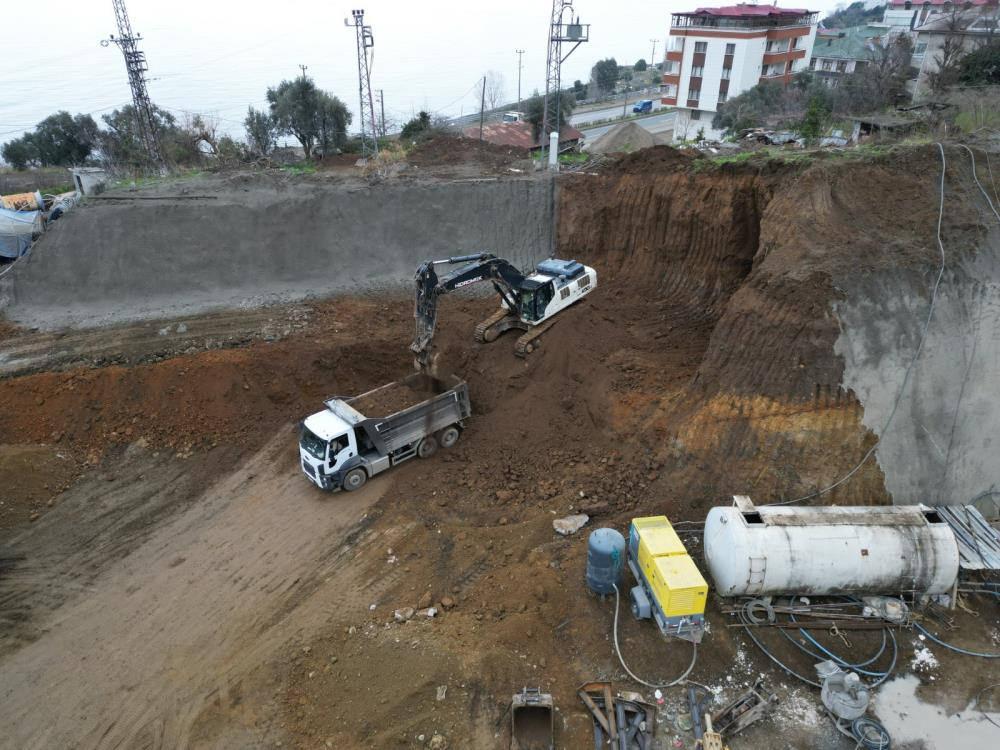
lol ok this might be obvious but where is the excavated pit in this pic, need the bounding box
[2,145,999,749]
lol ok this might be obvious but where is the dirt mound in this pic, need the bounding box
[587,121,658,154]
[406,134,529,171]
[606,144,697,173]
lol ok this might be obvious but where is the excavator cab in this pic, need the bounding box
[519,280,554,323]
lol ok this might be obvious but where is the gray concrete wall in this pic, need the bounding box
[834,220,1000,508]
[1,177,555,328]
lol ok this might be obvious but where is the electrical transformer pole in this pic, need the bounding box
[347,8,378,158]
[101,0,164,170]
[541,0,589,163]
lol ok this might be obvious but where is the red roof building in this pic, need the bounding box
[662,5,818,141]
[461,122,584,152]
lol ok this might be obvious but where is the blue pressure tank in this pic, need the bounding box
[586,528,626,595]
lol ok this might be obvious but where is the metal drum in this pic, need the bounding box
[586,528,626,595]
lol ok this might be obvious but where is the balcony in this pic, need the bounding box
[762,48,806,66]
[670,12,818,31]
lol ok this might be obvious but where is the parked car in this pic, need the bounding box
[632,100,653,114]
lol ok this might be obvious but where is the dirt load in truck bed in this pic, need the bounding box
[348,375,447,417]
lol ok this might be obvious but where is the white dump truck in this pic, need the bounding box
[299,373,471,491]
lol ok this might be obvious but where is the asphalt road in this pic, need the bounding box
[579,110,677,141]
[570,100,665,126]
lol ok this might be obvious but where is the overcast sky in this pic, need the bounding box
[3,0,848,147]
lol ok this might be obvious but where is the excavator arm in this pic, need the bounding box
[412,253,526,368]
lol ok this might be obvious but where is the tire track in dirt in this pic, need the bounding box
[0,428,387,749]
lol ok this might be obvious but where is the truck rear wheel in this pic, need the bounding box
[438,426,460,449]
[342,468,367,492]
[417,436,438,459]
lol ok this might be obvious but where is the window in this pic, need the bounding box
[688,89,700,101]
[766,40,788,53]
[694,41,707,53]
[718,91,727,103]
[560,287,571,300]
[690,110,701,120]
[690,66,704,77]
[836,61,847,72]
[663,83,677,97]
[663,61,675,74]
[914,42,927,55]
[809,58,816,69]
[791,37,798,49]
[721,67,731,80]
[672,37,685,51]
[822,60,833,71]
[725,43,735,55]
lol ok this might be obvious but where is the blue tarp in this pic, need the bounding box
[0,207,42,259]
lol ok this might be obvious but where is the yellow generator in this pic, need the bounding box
[627,516,708,643]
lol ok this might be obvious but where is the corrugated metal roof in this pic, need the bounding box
[460,121,583,150]
[932,505,1000,571]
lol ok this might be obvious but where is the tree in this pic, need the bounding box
[100,104,179,168]
[267,76,351,158]
[244,107,277,157]
[524,91,576,138]
[572,79,588,101]
[1,111,97,169]
[31,111,98,166]
[799,95,829,138]
[634,58,648,72]
[845,34,912,109]
[401,111,432,140]
[958,40,1000,85]
[2,137,36,170]
[483,71,506,111]
[927,10,969,93]
[590,58,619,95]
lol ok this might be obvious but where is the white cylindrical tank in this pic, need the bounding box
[704,503,959,597]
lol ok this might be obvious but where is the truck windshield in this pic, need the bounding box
[300,426,328,460]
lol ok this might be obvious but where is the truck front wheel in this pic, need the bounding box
[342,468,368,492]
[417,436,438,459]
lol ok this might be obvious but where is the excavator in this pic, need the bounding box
[411,252,597,370]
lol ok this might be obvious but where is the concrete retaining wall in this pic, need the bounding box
[1,177,555,328]
[835,221,1000,509]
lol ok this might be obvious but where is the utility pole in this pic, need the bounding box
[101,0,164,171]
[479,76,487,140]
[298,64,308,78]
[650,39,658,66]
[542,0,589,164]
[515,49,525,112]
[379,89,386,137]
[346,9,378,158]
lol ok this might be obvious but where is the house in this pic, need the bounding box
[460,122,584,152]
[809,25,889,83]
[661,4,820,141]
[883,0,996,33]
[910,4,999,94]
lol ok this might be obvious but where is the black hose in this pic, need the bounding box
[851,717,891,749]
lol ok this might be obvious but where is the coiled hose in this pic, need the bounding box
[611,583,698,689]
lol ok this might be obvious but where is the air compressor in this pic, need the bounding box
[587,516,708,643]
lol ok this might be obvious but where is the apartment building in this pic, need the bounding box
[662,5,819,140]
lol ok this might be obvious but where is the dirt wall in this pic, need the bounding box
[1,176,555,328]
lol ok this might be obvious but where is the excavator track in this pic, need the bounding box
[514,316,560,357]
[474,308,523,343]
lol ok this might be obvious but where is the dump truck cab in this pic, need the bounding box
[300,410,360,490]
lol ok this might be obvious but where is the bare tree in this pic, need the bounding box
[928,9,971,92]
[483,71,506,112]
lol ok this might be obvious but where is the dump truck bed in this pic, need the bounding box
[326,373,471,455]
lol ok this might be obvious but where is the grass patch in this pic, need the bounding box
[280,162,318,176]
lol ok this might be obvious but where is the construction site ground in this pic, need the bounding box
[1,142,999,749]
